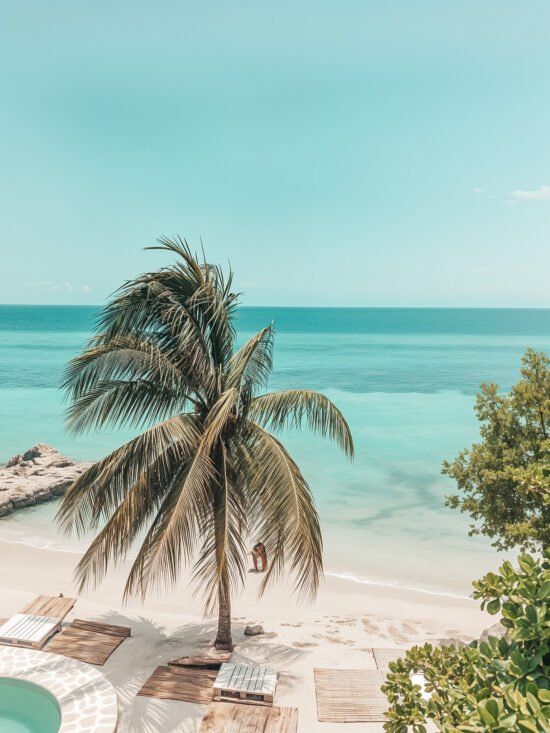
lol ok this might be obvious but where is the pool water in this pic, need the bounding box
[0,678,61,733]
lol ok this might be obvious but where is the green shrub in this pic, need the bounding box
[443,349,550,551]
[382,548,550,732]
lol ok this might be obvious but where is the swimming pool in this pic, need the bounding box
[0,678,61,733]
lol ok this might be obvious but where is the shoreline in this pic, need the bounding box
[1,514,477,602]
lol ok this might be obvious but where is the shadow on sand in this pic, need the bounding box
[93,611,305,733]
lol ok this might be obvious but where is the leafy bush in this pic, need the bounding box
[382,548,550,732]
[443,349,550,551]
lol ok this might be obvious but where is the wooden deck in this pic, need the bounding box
[45,618,131,665]
[314,668,388,723]
[21,595,76,620]
[137,666,217,704]
[199,702,298,733]
[372,648,407,672]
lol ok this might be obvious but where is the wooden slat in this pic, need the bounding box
[45,621,128,665]
[21,595,76,620]
[169,651,231,669]
[71,619,131,637]
[372,648,407,671]
[138,666,217,704]
[314,668,388,723]
[199,702,298,733]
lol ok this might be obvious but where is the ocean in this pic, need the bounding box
[2,305,550,597]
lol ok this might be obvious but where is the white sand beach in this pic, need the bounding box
[0,538,487,733]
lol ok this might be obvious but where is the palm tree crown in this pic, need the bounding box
[59,238,354,649]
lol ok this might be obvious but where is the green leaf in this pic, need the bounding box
[487,598,501,615]
[477,701,496,726]
[518,719,543,733]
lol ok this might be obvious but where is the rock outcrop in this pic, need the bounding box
[0,444,91,517]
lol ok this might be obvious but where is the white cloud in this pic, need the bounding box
[511,185,550,201]
[472,187,483,193]
[81,285,92,294]
[24,280,74,292]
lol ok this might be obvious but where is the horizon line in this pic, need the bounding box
[2,303,550,311]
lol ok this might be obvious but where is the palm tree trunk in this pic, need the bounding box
[214,573,233,651]
[213,449,234,651]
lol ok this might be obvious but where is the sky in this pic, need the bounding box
[1,1,549,307]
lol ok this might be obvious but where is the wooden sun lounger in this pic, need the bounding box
[21,594,76,620]
[45,618,131,666]
[200,702,298,733]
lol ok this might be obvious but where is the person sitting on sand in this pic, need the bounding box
[251,542,268,572]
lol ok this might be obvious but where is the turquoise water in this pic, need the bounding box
[1,306,550,595]
[0,678,61,733]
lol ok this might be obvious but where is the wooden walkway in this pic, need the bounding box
[138,666,217,704]
[314,668,387,723]
[46,619,131,665]
[21,595,76,620]
[200,702,298,733]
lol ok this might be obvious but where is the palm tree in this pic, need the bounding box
[58,238,354,650]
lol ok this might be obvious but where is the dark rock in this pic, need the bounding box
[244,624,264,636]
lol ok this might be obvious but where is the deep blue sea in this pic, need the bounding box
[2,306,550,596]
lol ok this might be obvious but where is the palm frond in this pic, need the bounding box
[57,413,201,537]
[64,378,186,433]
[231,422,323,601]
[249,389,354,457]
[96,272,217,396]
[73,470,162,592]
[63,334,200,410]
[122,445,215,599]
[191,443,247,616]
[226,324,274,398]
[123,389,238,600]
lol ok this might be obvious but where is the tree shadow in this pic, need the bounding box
[88,611,306,732]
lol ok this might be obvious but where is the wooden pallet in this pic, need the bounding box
[314,668,388,723]
[213,663,278,706]
[0,614,61,650]
[372,648,407,671]
[21,595,76,620]
[200,702,298,732]
[46,619,131,665]
[137,666,217,704]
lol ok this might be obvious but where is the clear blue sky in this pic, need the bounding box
[1,1,549,306]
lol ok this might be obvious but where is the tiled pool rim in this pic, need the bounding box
[0,645,118,732]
